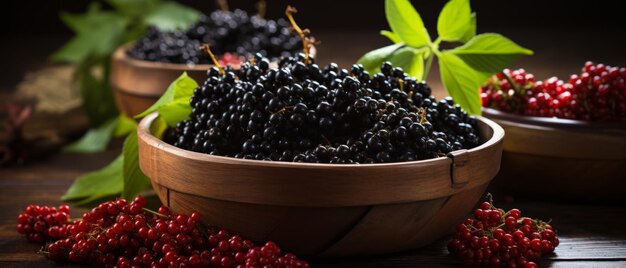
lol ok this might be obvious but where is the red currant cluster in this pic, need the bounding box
[448,196,559,267]
[17,197,308,268]
[481,61,626,121]
[17,204,70,243]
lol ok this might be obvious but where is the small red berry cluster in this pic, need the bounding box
[448,195,559,267]
[481,61,626,121]
[17,204,70,243]
[16,197,308,268]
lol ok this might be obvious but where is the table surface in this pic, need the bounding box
[2,30,626,267]
[1,148,626,268]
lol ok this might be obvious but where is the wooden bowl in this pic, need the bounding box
[110,46,217,117]
[137,112,504,256]
[482,108,626,199]
[110,46,313,117]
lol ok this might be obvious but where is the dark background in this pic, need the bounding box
[4,0,626,34]
[2,0,626,88]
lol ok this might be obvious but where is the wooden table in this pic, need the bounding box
[2,30,626,267]
[1,148,626,267]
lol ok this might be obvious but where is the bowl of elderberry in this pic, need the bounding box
[111,8,306,117]
[136,53,505,256]
[480,65,626,200]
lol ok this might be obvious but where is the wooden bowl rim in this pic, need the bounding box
[113,44,317,72]
[482,107,626,132]
[138,112,504,169]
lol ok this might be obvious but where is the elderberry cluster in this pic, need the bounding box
[165,54,482,164]
[127,9,301,65]
[17,198,308,267]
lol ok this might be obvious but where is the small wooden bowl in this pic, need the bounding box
[110,46,217,117]
[110,46,313,117]
[137,113,504,256]
[482,108,626,199]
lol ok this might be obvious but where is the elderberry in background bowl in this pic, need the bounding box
[136,51,505,256]
[480,63,626,200]
[111,8,309,117]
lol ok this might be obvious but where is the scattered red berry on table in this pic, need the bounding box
[481,61,626,121]
[17,196,308,268]
[448,194,559,267]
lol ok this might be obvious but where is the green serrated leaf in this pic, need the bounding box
[114,114,137,137]
[122,131,151,200]
[450,33,534,73]
[135,72,198,119]
[380,30,402,43]
[144,2,201,31]
[52,6,127,63]
[389,46,425,80]
[63,118,118,153]
[357,43,404,75]
[460,13,477,43]
[438,52,490,115]
[437,0,472,42]
[385,0,430,48]
[62,155,124,202]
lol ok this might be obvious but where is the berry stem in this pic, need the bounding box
[216,0,229,11]
[256,0,266,18]
[142,207,170,218]
[285,5,313,65]
[199,44,224,75]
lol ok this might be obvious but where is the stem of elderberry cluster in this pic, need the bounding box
[216,0,229,11]
[285,5,314,65]
[256,0,266,18]
[199,44,224,75]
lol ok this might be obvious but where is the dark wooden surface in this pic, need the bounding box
[1,149,626,267]
[2,30,626,267]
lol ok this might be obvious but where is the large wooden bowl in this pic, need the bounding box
[482,108,626,199]
[137,112,504,256]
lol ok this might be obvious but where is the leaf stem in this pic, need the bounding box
[422,50,434,81]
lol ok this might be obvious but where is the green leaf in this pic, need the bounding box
[135,72,198,118]
[107,0,159,18]
[450,33,534,73]
[385,0,430,47]
[52,5,127,63]
[388,46,425,80]
[151,116,169,139]
[114,114,137,138]
[77,65,119,126]
[380,30,402,43]
[62,155,123,202]
[122,131,151,200]
[460,13,477,43]
[438,52,490,115]
[63,118,117,153]
[437,0,472,42]
[144,2,201,31]
[158,99,192,127]
[357,43,404,75]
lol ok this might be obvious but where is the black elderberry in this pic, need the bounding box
[167,55,483,164]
